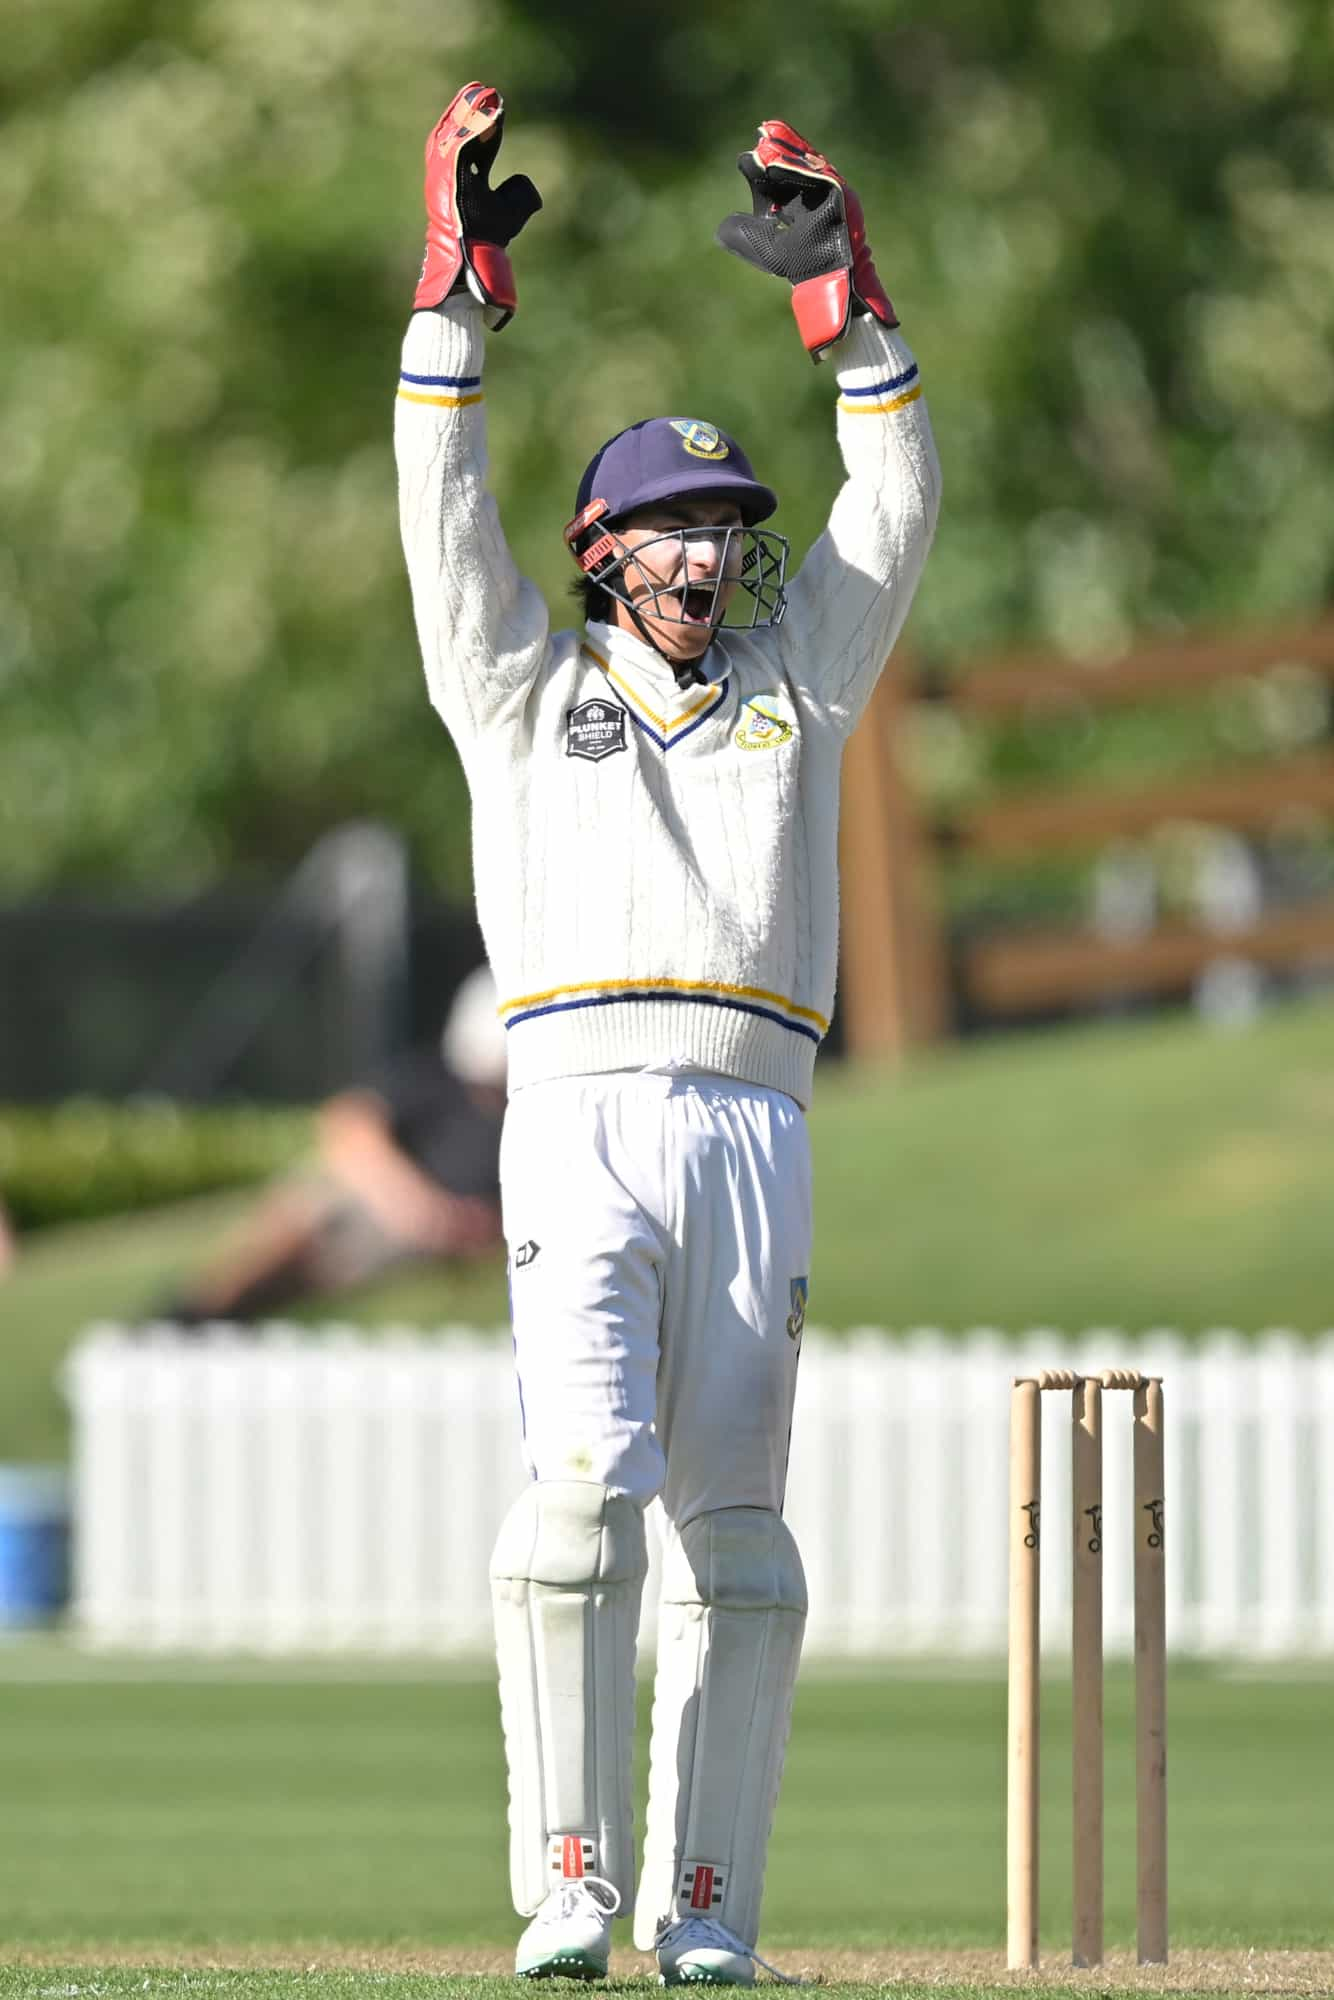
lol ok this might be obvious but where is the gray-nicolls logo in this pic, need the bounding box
[513,1240,540,1269]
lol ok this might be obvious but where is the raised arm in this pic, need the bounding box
[717,121,941,734]
[395,84,549,743]
[777,313,940,732]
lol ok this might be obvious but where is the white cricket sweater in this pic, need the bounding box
[396,300,940,1108]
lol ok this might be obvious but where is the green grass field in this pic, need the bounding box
[3,1653,1331,1997]
[5,1006,1332,1995]
[6,998,1334,1462]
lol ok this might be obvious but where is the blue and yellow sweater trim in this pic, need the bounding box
[581,643,729,752]
[838,362,921,417]
[499,976,830,1045]
[397,369,484,410]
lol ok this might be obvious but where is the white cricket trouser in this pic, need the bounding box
[499,1071,811,1525]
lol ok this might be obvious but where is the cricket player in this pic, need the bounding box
[395,83,940,1983]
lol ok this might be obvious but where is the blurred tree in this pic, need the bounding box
[3,0,1334,897]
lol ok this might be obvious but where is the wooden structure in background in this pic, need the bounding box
[838,614,1334,1058]
[838,667,949,1059]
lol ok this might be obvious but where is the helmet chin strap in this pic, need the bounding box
[592,536,719,685]
[623,599,713,686]
[611,572,716,687]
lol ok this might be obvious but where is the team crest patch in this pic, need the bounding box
[786,1276,808,1344]
[735,694,795,751]
[670,419,730,461]
[678,1861,727,1912]
[567,698,627,762]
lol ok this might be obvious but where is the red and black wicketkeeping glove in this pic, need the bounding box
[414,81,542,329]
[716,120,897,362]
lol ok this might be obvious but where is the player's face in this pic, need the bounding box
[610,500,745,662]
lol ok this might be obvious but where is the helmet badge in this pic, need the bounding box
[670,420,730,461]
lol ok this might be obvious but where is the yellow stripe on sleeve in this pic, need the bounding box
[396,388,485,410]
[837,383,923,417]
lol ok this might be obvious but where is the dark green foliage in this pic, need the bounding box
[0,1101,310,1229]
[4,2,1334,897]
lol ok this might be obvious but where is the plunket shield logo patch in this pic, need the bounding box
[735,694,795,751]
[567,698,627,762]
[786,1276,809,1344]
[670,419,730,461]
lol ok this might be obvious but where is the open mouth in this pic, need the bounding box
[679,585,718,626]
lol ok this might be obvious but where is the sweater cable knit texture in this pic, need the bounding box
[395,301,941,1107]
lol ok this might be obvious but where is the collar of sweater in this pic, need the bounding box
[584,619,727,696]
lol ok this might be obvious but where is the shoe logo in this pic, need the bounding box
[550,1833,596,1880]
[567,699,627,762]
[513,1239,540,1269]
[679,1860,726,1910]
[786,1275,808,1344]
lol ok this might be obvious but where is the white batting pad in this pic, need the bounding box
[490,1480,647,1915]
[634,1507,807,1951]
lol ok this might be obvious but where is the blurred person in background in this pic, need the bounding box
[0,1197,14,1275]
[158,965,505,1326]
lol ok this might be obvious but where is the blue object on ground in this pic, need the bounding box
[0,1465,70,1625]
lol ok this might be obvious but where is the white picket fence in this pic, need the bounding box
[63,1325,1334,1657]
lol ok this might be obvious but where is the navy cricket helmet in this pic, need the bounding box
[562,418,787,640]
[567,418,779,537]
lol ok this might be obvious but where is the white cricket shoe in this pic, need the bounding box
[655,1915,798,1987]
[515,1874,620,1981]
